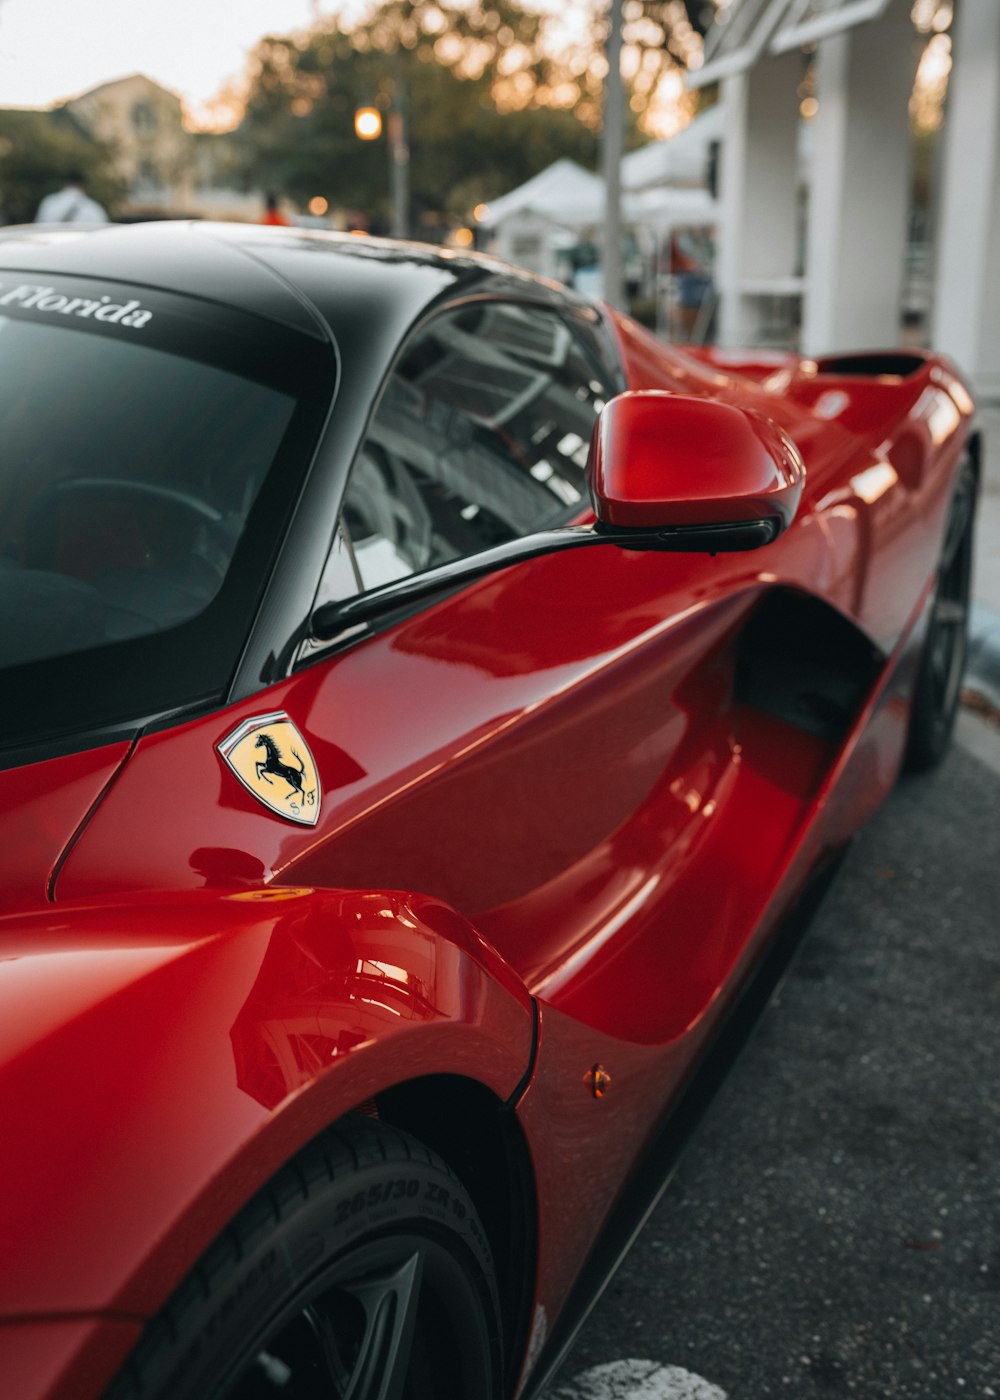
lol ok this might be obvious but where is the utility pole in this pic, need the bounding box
[388,104,409,238]
[389,49,409,239]
[601,0,626,309]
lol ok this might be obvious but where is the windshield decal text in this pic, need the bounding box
[0,283,153,328]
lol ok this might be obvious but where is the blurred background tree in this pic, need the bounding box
[233,0,711,229]
[0,110,125,224]
[235,4,593,229]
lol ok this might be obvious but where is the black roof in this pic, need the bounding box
[0,221,573,348]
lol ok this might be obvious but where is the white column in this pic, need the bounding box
[932,0,1000,400]
[802,0,919,355]
[717,49,801,346]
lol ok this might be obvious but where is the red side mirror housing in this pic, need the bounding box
[315,390,809,637]
[587,391,805,547]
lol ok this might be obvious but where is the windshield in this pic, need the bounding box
[0,276,334,756]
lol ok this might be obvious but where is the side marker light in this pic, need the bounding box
[584,1063,612,1099]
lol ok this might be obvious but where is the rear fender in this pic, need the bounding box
[0,886,533,1319]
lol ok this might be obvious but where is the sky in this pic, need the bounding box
[0,0,347,127]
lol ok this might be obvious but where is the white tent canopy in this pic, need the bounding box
[621,105,724,193]
[479,135,718,291]
[480,153,718,235]
[477,160,606,230]
[625,185,718,228]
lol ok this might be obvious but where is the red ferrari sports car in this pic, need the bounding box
[0,222,977,1400]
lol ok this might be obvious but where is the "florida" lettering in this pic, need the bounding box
[0,283,153,328]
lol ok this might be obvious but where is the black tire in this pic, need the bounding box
[105,1117,503,1400]
[905,460,977,772]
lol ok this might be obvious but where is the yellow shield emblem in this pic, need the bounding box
[218,712,321,825]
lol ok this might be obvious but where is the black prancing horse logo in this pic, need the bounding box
[254,732,315,806]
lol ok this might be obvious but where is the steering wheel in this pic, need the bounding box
[23,476,228,580]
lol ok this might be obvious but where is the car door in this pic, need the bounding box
[277,298,762,1033]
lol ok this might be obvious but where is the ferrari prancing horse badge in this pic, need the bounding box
[218,712,321,825]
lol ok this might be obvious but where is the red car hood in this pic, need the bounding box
[0,741,132,915]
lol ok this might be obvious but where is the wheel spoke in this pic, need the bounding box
[919,466,975,723]
[934,596,967,627]
[339,1251,425,1400]
[300,1304,354,1392]
[942,481,974,569]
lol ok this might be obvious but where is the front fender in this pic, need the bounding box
[0,886,533,1318]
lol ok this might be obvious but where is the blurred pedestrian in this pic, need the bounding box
[34,171,108,224]
[668,231,713,341]
[261,193,290,227]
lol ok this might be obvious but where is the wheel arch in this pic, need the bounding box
[0,886,536,1336]
[375,1071,539,1390]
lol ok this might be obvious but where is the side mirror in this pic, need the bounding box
[311,390,805,640]
[587,390,805,551]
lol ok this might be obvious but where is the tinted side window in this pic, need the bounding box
[342,301,613,591]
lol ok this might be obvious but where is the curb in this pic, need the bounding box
[965,601,1000,715]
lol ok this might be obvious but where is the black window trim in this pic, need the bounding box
[296,289,624,669]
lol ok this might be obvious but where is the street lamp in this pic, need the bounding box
[354,107,382,140]
[353,93,409,239]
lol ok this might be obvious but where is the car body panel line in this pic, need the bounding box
[46,733,140,903]
[504,996,542,1111]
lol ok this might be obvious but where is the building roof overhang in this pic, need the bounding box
[689,0,893,87]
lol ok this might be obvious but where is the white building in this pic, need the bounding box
[60,75,260,223]
[690,0,999,398]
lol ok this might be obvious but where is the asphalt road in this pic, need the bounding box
[549,711,1000,1400]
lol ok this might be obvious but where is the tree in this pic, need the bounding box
[234,10,598,227]
[231,0,717,226]
[0,110,125,225]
